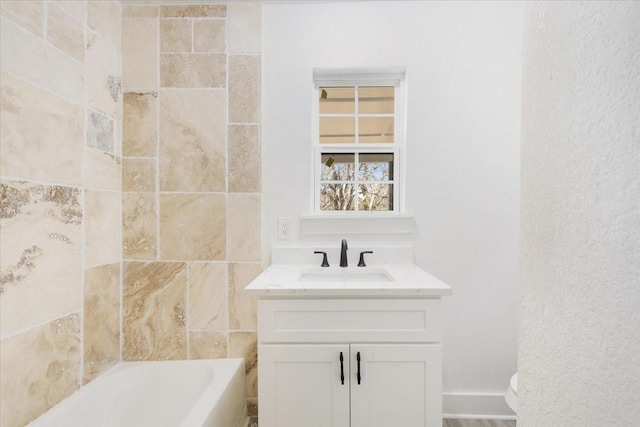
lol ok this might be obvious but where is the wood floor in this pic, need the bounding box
[443,419,516,427]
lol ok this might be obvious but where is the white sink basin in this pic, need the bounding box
[299,268,393,282]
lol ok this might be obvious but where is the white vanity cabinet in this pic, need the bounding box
[256,298,444,427]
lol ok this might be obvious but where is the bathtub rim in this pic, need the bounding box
[27,358,249,427]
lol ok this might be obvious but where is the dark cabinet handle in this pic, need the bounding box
[356,352,361,384]
[340,352,345,385]
[358,251,373,267]
[314,251,329,267]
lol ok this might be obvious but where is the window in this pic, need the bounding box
[313,70,405,213]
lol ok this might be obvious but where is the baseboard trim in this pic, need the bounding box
[443,392,516,420]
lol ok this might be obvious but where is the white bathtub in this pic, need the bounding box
[28,358,249,427]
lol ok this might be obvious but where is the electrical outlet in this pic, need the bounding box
[278,217,291,240]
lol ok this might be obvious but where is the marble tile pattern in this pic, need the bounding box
[0,1,44,37]
[1,16,84,104]
[86,110,114,153]
[159,193,226,260]
[123,91,157,157]
[0,4,123,425]
[83,263,120,384]
[189,331,228,360]
[120,2,262,413]
[84,190,121,266]
[227,194,261,262]
[123,262,187,361]
[159,88,226,192]
[47,3,84,63]
[229,125,261,192]
[84,149,122,192]
[86,30,121,119]
[1,72,84,186]
[229,263,261,330]
[189,262,227,330]
[229,332,258,398]
[0,181,82,336]
[122,19,157,89]
[123,192,157,260]
[160,53,226,88]
[0,313,81,427]
[194,20,226,53]
[123,157,155,192]
[229,55,261,124]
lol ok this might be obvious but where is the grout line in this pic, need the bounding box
[0,310,83,341]
[155,15,162,262]
[225,11,231,359]
[78,0,88,386]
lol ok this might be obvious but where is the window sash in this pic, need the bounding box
[313,76,404,214]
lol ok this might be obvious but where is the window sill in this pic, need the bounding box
[300,213,415,236]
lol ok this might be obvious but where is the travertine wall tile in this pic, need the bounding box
[160,53,226,88]
[1,72,84,186]
[83,263,120,384]
[85,190,121,266]
[160,193,226,260]
[189,262,227,330]
[123,192,157,260]
[189,331,227,359]
[122,19,158,89]
[123,262,187,360]
[87,110,114,152]
[160,19,191,52]
[228,3,262,54]
[229,125,261,192]
[84,149,121,192]
[229,331,258,398]
[47,3,84,63]
[194,20,226,53]
[88,0,121,48]
[54,1,86,23]
[160,5,226,18]
[123,158,156,192]
[1,3,123,423]
[229,55,261,123]
[87,31,121,119]
[1,16,84,103]
[0,181,82,336]
[123,91,158,157]
[159,89,226,192]
[123,5,158,19]
[229,263,260,330]
[227,194,261,262]
[0,314,80,427]
[118,5,263,404]
[0,1,44,37]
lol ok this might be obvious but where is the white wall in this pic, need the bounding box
[263,1,521,416]
[520,2,640,426]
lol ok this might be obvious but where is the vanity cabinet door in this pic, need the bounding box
[350,344,442,427]
[259,344,350,427]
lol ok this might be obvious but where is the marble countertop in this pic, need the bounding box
[244,264,453,298]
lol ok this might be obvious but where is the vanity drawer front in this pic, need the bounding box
[258,299,441,343]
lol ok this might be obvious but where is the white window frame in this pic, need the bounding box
[312,68,407,214]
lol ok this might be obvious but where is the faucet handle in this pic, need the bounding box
[314,251,330,267]
[358,251,373,267]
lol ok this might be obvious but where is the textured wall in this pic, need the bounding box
[520,2,640,426]
[0,1,123,426]
[120,3,262,416]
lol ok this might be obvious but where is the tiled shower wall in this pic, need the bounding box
[0,1,123,426]
[120,2,262,412]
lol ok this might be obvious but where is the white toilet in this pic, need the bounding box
[505,373,518,414]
